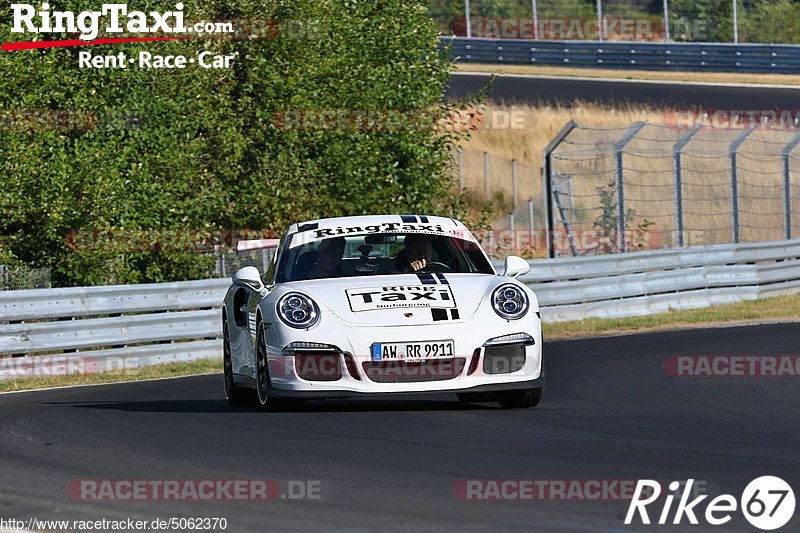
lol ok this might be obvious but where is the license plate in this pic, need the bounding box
[371,340,455,362]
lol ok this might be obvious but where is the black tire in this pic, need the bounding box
[456,392,494,404]
[495,386,543,409]
[256,324,306,411]
[223,323,251,407]
[495,349,545,409]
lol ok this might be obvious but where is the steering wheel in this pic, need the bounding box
[419,261,454,273]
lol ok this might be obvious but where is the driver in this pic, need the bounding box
[397,234,433,273]
[309,237,346,278]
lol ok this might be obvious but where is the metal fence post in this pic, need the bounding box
[781,133,800,240]
[729,127,755,244]
[512,159,518,211]
[673,125,701,248]
[483,151,489,199]
[457,146,464,191]
[614,122,646,253]
[553,178,578,256]
[596,0,604,41]
[542,120,577,258]
[528,197,535,236]
[509,212,515,250]
[464,0,472,38]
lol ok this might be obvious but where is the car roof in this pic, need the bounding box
[286,215,466,234]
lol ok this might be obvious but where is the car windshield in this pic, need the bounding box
[275,232,494,282]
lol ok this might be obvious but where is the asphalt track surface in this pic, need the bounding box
[1,322,798,532]
[447,72,800,108]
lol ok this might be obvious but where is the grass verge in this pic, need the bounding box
[454,63,800,86]
[0,358,221,394]
[543,293,800,340]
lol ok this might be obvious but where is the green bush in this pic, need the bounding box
[0,0,466,286]
[741,0,800,44]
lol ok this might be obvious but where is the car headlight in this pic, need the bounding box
[491,283,529,320]
[277,292,319,329]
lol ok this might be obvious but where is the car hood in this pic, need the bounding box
[280,273,499,326]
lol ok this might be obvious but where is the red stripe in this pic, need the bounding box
[2,36,185,52]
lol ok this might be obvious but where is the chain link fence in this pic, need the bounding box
[544,121,800,257]
[454,146,547,258]
[455,121,800,258]
[0,265,52,290]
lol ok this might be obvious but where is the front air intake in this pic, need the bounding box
[483,343,526,374]
[284,343,343,382]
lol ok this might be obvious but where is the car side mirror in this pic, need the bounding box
[502,256,530,279]
[232,266,264,292]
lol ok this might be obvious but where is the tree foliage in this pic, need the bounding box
[0,0,467,285]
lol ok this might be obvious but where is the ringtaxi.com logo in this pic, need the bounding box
[625,477,795,530]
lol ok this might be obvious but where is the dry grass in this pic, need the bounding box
[455,63,800,86]
[460,100,665,166]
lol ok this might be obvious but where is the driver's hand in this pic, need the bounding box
[410,258,427,272]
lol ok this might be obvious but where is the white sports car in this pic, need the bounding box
[222,215,543,409]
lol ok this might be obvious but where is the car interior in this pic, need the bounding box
[283,233,492,281]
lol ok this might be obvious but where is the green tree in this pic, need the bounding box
[0,0,466,286]
[741,0,800,43]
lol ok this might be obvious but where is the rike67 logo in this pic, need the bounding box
[626,477,795,530]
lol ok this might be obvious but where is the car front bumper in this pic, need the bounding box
[267,375,544,399]
[264,316,543,398]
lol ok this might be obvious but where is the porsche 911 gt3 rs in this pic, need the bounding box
[222,215,543,409]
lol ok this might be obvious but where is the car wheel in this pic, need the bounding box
[223,323,250,406]
[255,324,272,409]
[256,323,305,411]
[496,352,544,409]
[495,386,543,409]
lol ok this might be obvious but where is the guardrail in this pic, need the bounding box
[442,37,800,74]
[516,239,800,322]
[0,279,229,379]
[2,239,800,379]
